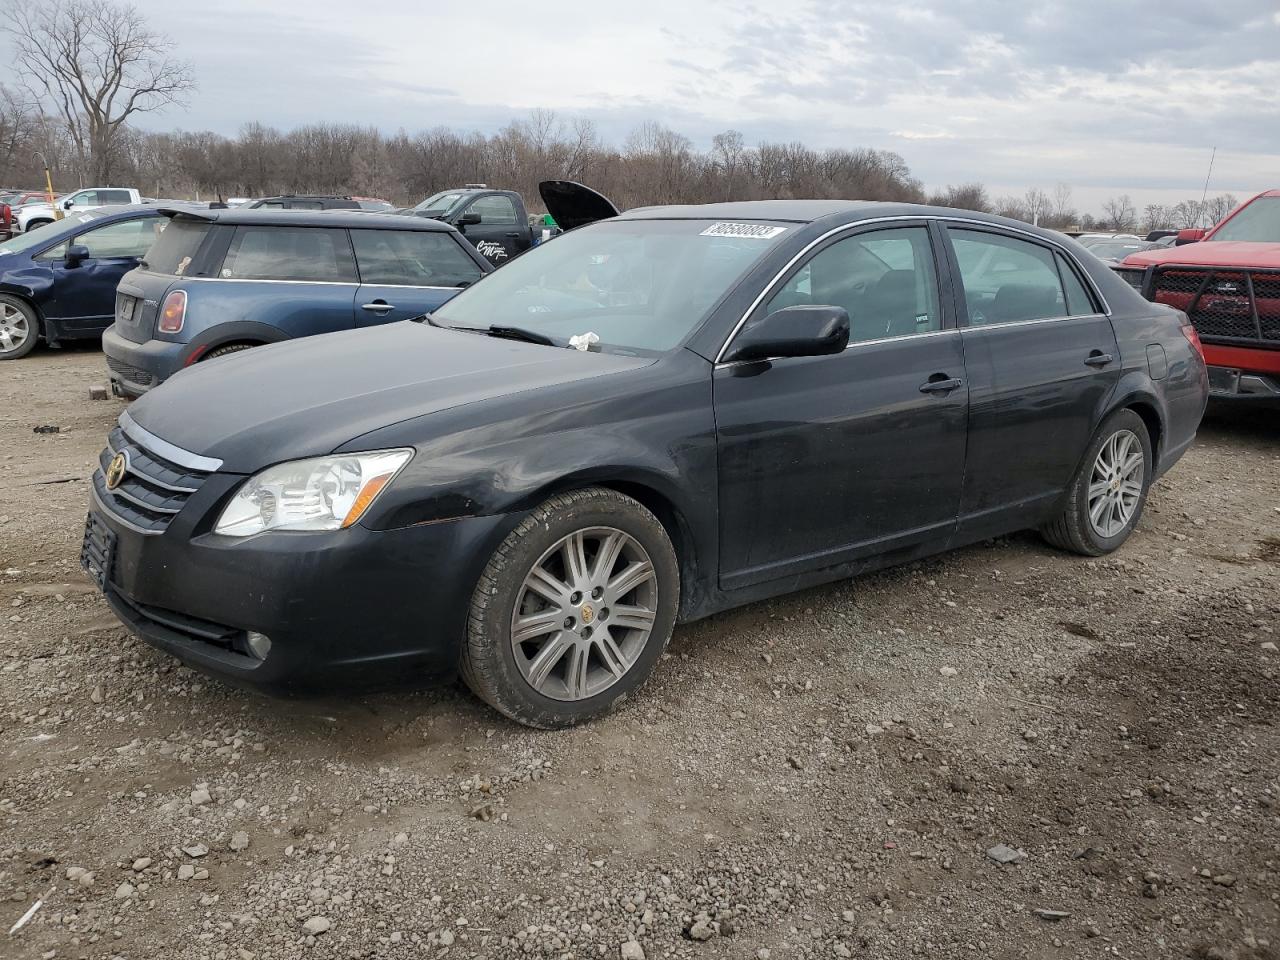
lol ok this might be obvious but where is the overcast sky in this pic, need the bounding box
[58,0,1280,214]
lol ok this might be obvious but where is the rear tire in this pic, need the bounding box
[0,295,39,360]
[461,487,679,728]
[203,343,255,360]
[1041,409,1152,556]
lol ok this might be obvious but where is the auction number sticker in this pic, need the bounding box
[700,222,788,239]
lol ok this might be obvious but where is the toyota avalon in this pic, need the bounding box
[83,196,1208,727]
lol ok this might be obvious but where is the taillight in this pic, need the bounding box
[158,289,187,333]
[1180,316,1204,359]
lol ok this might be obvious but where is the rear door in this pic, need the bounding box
[40,216,162,330]
[941,224,1121,537]
[211,224,359,336]
[713,222,968,590]
[457,193,525,263]
[350,229,487,325]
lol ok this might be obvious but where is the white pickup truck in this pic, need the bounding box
[13,187,143,234]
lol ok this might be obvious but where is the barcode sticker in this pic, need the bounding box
[700,222,788,240]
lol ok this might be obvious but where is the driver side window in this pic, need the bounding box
[766,226,941,342]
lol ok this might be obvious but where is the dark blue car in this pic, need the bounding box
[103,207,492,396]
[0,205,169,360]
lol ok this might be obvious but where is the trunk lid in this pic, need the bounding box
[537,181,619,231]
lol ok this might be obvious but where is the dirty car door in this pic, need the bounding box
[713,223,968,591]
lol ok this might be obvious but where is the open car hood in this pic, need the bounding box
[538,181,619,231]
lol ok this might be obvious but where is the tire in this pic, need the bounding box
[1041,409,1152,556]
[0,295,40,360]
[25,219,53,232]
[203,343,255,360]
[461,487,679,728]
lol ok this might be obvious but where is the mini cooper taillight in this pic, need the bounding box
[158,289,187,333]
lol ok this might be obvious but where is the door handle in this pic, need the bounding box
[1084,352,1114,368]
[504,231,521,237]
[919,375,964,394]
[361,301,394,313]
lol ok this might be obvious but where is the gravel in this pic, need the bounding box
[1,350,1278,959]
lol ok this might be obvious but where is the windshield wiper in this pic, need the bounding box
[422,317,556,346]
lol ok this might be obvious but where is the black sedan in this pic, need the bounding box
[83,199,1208,727]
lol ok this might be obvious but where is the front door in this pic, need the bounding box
[941,225,1123,537]
[41,216,161,332]
[714,223,968,591]
[458,194,526,264]
[350,228,487,326]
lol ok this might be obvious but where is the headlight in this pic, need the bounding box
[214,449,413,537]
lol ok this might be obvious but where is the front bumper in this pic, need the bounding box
[102,325,188,397]
[84,480,516,695]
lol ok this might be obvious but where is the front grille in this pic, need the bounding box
[1150,267,1280,348]
[104,355,154,386]
[93,425,210,533]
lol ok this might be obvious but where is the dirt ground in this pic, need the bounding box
[1,345,1277,960]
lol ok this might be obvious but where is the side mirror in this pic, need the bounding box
[457,211,482,226]
[1175,228,1206,245]
[62,199,75,210]
[721,304,850,364]
[65,243,90,266]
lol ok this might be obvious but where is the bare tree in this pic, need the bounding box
[1051,182,1074,225]
[1023,187,1050,225]
[1101,194,1136,232]
[1142,203,1171,233]
[0,86,34,182]
[9,0,195,183]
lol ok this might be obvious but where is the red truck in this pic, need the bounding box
[1113,189,1280,402]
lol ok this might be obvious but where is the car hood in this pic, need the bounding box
[128,321,653,473]
[1121,240,1280,270]
[538,180,619,231]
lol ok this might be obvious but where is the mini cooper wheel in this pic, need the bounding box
[461,487,679,728]
[0,295,39,360]
[1041,409,1152,557]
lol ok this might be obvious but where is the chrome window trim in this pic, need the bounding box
[713,214,1112,363]
[120,411,223,471]
[960,312,1106,332]
[714,328,958,370]
[181,276,358,287]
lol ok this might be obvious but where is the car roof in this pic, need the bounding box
[159,207,457,231]
[615,199,1073,238]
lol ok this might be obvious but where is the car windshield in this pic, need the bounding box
[413,191,467,216]
[0,210,101,256]
[430,219,790,354]
[1209,196,1280,242]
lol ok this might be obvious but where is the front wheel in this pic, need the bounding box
[461,487,679,728]
[0,295,39,360]
[1041,409,1152,556]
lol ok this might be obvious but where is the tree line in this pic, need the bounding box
[0,1,1245,232]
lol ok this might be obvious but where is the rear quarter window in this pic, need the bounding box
[219,226,357,282]
[144,218,213,275]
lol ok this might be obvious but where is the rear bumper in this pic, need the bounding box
[1205,364,1280,402]
[102,325,188,397]
[85,483,516,695]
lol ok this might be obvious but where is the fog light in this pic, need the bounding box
[245,631,272,660]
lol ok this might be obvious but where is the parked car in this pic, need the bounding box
[1113,189,1280,402]
[1,191,48,239]
[13,187,144,234]
[247,195,360,211]
[1085,238,1154,264]
[1075,233,1142,249]
[406,186,540,264]
[0,205,171,360]
[83,196,1207,727]
[102,207,491,396]
[352,197,395,212]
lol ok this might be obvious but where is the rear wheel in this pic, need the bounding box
[461,487,679,728]
[203,343,256,361]
[1041,409,1152,556]
[0,295,39,360]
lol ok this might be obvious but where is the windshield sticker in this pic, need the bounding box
[700,222,787,240]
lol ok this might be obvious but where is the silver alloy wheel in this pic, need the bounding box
[510,526,658,701]
[1087,428,1145,539]
[0,303,31,355]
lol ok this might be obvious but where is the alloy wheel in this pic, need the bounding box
[1087,428,1144,539]
[510,526,658,701]
[0,303,31,355]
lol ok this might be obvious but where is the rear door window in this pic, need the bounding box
[98,189,134,204]
[948,229,1068,325]
[220,226,357,282]
[351,230,484,287]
